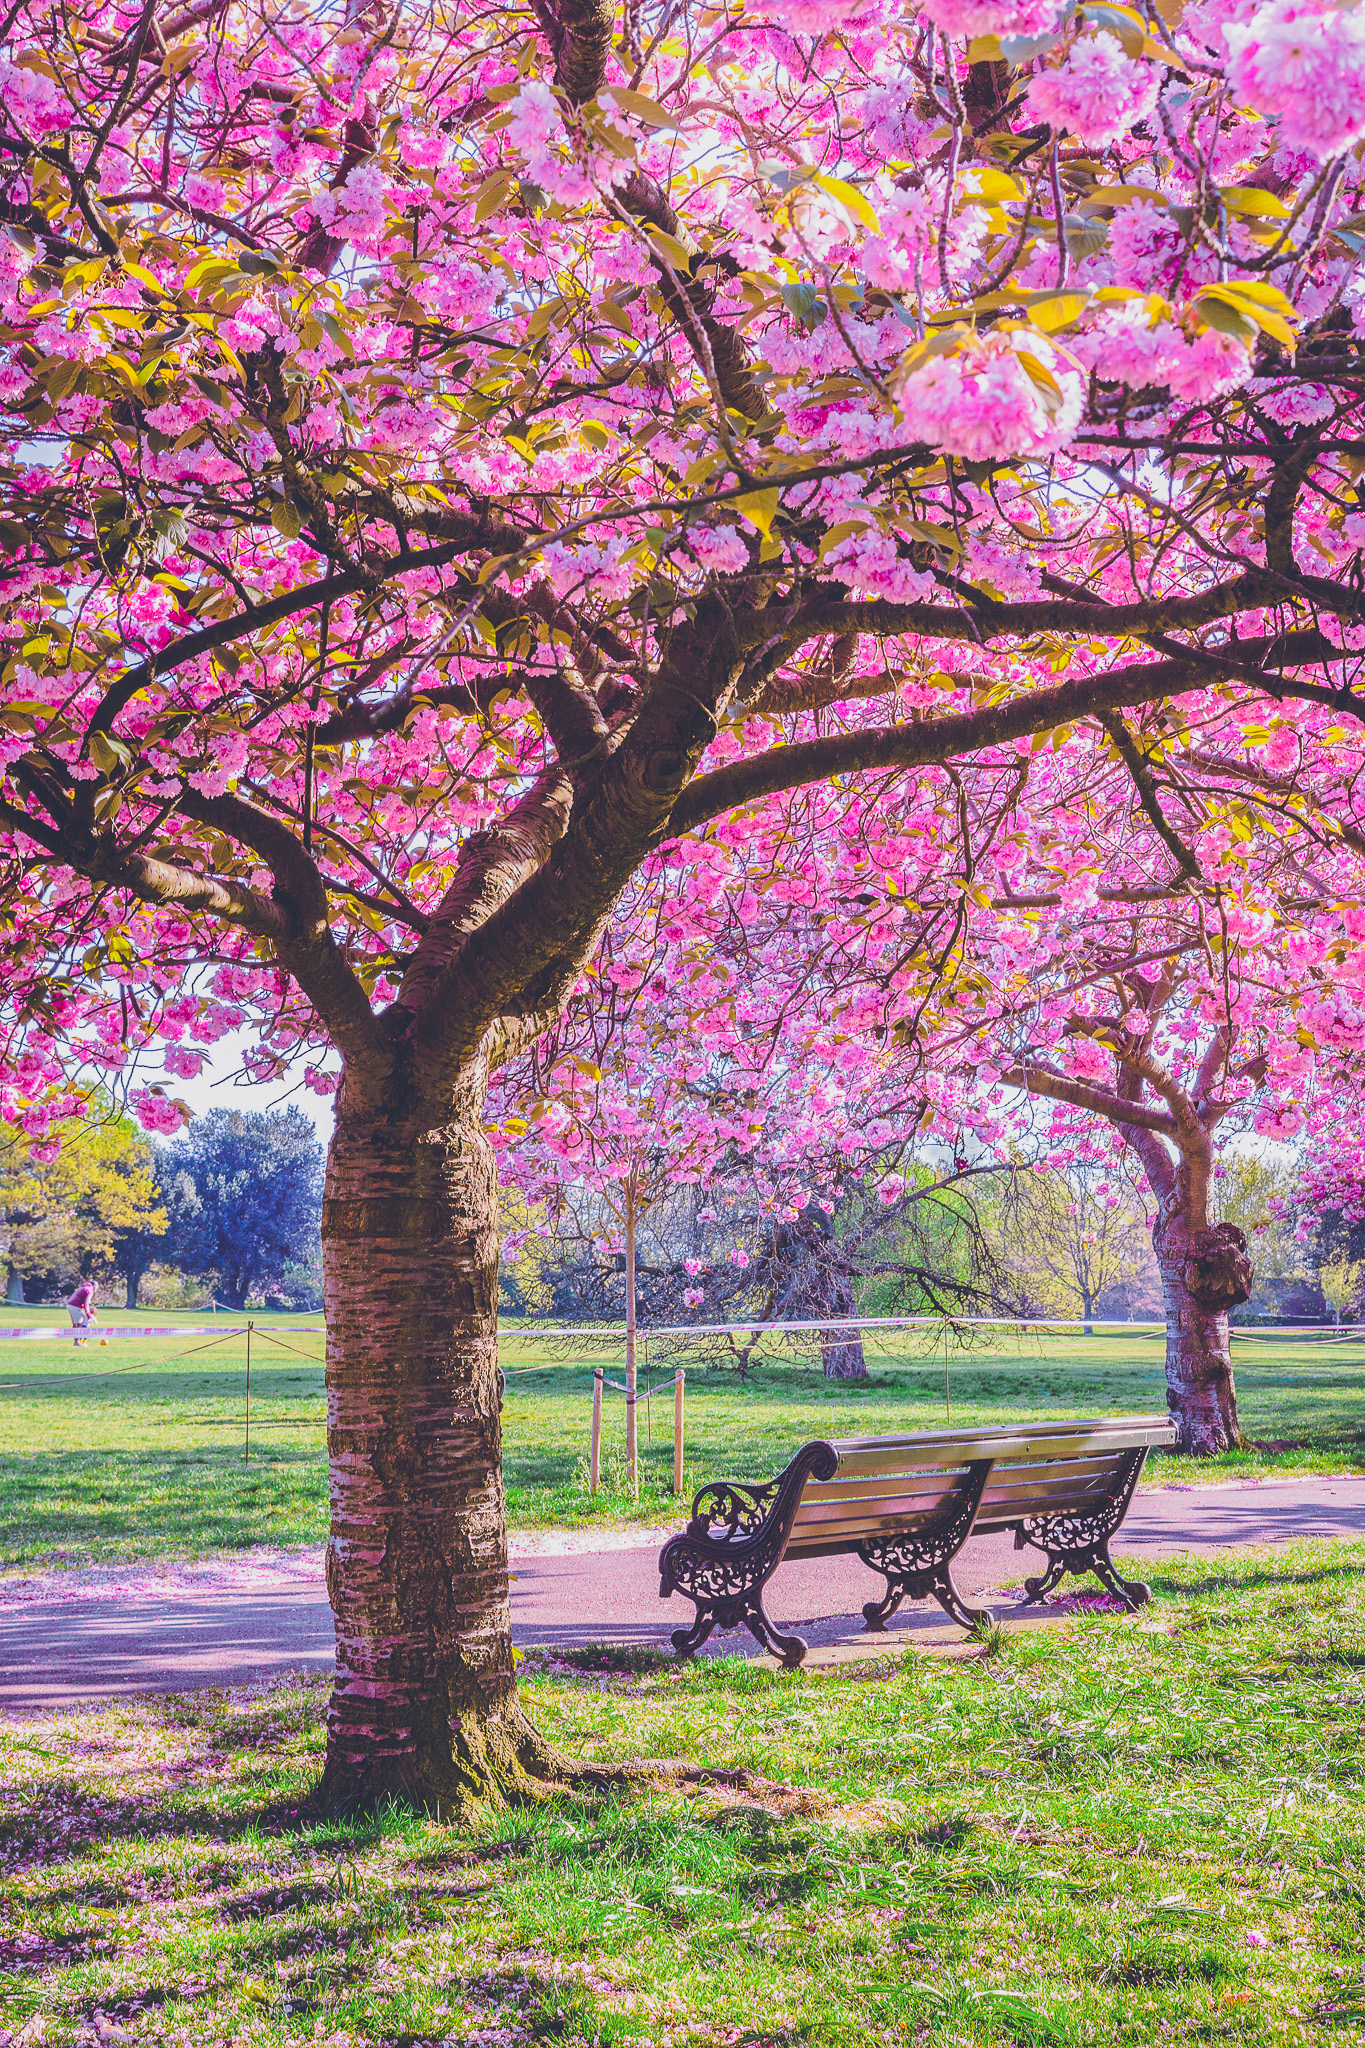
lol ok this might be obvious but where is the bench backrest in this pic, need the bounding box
[783,1415,1175,1560]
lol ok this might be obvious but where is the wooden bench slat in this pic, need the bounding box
[819,1449,1135,1494]
[788,1505,970,1548]
[792,1472,978,1512]
[828,1414,1172,1460]
[831,1426,1173,1475]
[790,1490,965,1536]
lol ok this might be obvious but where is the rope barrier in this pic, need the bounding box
[247,1327,327,1363]
[0,1325,245,1393]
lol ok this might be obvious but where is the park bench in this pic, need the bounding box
[658,1413,1177,1666]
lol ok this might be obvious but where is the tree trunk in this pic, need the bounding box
[624,1180,638,1498]
[1154,1224,1245,1455]
[6,1265,23,1305]
[125,1269,140,1310]
[821,1266,867,1381]
[317,1095,558,1816]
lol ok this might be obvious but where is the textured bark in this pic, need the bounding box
[772,1208,867,1379]
[820,1261,868,1381]
[1154,1227,1245,1455]
[1016,1023,1250,1454]
[318,1083,560,1815]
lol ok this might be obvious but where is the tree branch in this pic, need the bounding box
[665,656,1217,838]
[1101,714,1201,882]
[1000,1060,1180,1137]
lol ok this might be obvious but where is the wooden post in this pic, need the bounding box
[943,1317,951,1425]
[624,1177,638,1501]
[590,1367,602,1496]
[244,1318,252,1462]
[673,1368,685,1495]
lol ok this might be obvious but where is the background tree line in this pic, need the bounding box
[1,1104,324,1312]
[501,1144,1350,1349]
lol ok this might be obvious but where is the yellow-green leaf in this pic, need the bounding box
[966,167,1024,203]
[610,88,680,128]
[87,729,131,776]
[1197,282,1297,349]
[735,487,780,540]
[1191,293,1257,347]
[121,259,169,298]
[645,225,694,272]
[1221,185,1290,220]
[1024,288,1094,333]
[473,170,515,223]
[818,517,870,560]
[811,171,879,233]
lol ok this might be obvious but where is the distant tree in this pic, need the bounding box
[1,1109,165,1305]
[1002,1162,1150,1334]
[538,1157,1023,1373]
[113,1143,172,1309]
[164,1109,323,1311]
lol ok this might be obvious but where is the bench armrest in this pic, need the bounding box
[686,1478,781,1543]
[660,1440,838,1599]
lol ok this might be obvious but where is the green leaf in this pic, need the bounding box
[1220,185,1290,220]
[645,225,694,273]
[735,487,780,540]
[1024,287,1094,333]
[812,171,879,233]
[610,88,680,128]
[87,729,132,777]
[1196,282,1296,349]
[472,170,514,222]
[1191,294,1257,346]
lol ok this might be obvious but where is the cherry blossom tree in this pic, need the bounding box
[745,730,1365,1451]
[4,0,1365,1809]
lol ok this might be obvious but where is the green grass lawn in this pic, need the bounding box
[1,1323,1363,1573]
[0,1542,1362,2046]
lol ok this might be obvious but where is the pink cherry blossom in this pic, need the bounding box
[895,330,1085,459]
[921,0,1059,37]
[1025,34,1161,147]
[1224,0,1365,160]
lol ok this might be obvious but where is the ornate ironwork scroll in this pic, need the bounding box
[1016,1446,1153,1612]
[658,1440,839,1668]
[857,1459,995,1633]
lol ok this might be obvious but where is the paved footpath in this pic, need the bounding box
[2,1475,1363,1713]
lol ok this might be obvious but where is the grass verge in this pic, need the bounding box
[2,1327,1364,1571]
[1,1540,1363,2046]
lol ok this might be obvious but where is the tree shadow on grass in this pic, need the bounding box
[1143,1552,1365,1601]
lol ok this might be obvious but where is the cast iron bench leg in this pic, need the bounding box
[659,1441,838,1668]
[1017,1448,1152,1612]
[857,1459,996,1633]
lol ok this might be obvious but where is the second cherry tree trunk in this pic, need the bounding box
[1152,1212,1247,1456]
[624,1184,639,1499]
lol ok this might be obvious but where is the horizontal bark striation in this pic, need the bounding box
[1155,1236,1244,1456]
[319,1105,549,1812]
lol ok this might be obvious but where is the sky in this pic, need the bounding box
[167,1028,337,1145]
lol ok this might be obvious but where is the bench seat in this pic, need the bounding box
[658,1413,1176,1666]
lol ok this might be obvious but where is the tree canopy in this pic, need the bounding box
[159,1106,324,1308]
[5,0,1365,1806]
[0,1103,164,1302]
